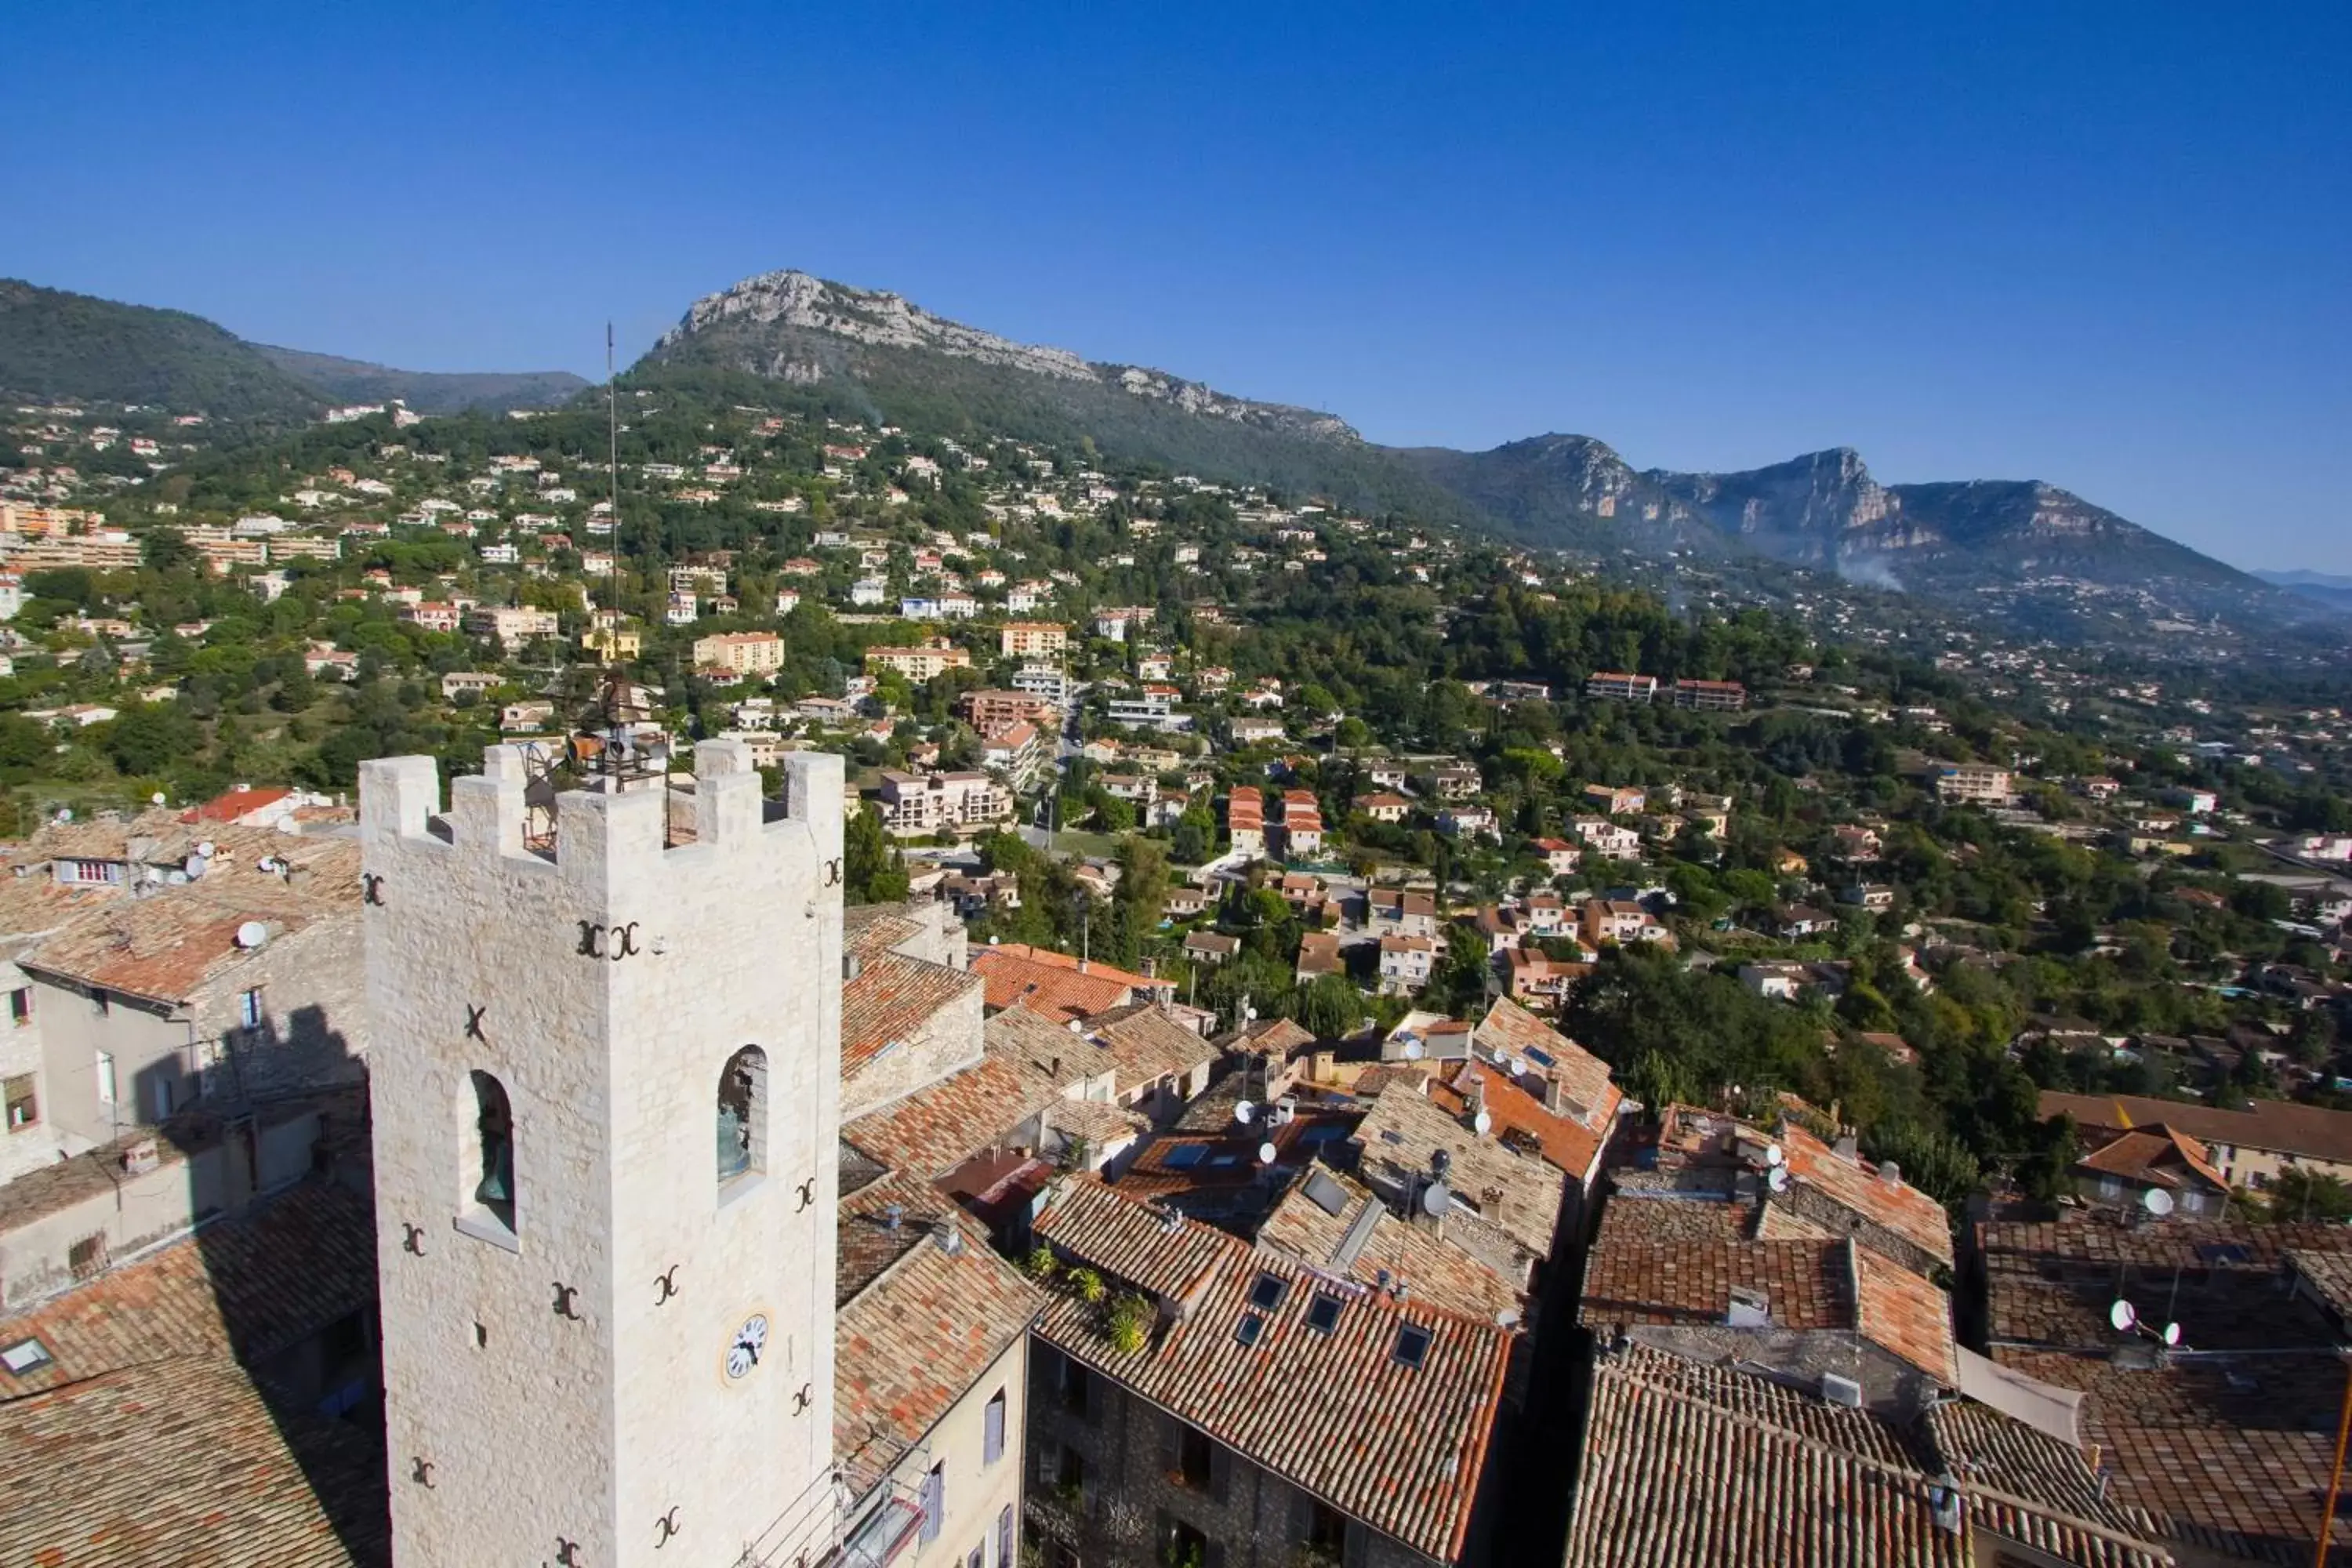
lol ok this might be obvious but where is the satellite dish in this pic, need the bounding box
[1235,1100,1256,1125]
[165,870,188,885]
[1421,1180,1453,1218]
[1508,1057,1526,1077]
[55,808,72,823]
[2159,1321,2182,1347]
[1402,1039,1424,1061]
[234,921,268,949]
[1767,1166,1791,1193]
[183,855,208,877]
[150,792,166,806]
[196,841,216,858]
[1765,1143,1785,1167]
[2109,1300,2139,1334]
[1257,1141,1278,1165]
[2142,1188,2176,1218]
[1472,1109,1494,1136]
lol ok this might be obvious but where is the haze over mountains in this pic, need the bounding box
[0,279,586,421]
[1,269,2325,626]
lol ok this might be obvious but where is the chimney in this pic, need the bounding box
[1049,1054,1062,1079]
[1833,1132,1860,1162]
[843,951,863,982]
[1877,1160,1903,1189]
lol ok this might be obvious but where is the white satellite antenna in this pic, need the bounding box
[1257,1141,1278,1166]
[1472,1109,1494,1136]
[1421,1180,1453,1218]
[1766,1165,1791,1193]
[2159,1320,2182,1346]
[183,854,208,878]
[234,921,269,949]
[196,841,216,858]
[1234,1100,1256,1125]
[150,792,166,806]
[1402,1038,1424,1061]
[1508,1056,1526,1077]
[2142,1188,2176,1218]
[2109,1300,2138,1334]
[1765,1142,1785,1167]
[55,808,72,823]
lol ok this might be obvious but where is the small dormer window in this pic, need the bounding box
[1393,1324,1432,1370]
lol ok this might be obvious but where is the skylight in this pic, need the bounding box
[1236,1312,1268,1347]
[1305,1294,1345,1334]
[1393,1324,1432,1370]
[1249,1272,1287,1312]
[0,1337,52,1376]
[1163,1145,1207,1170]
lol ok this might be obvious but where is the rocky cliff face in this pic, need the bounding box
[655,270,1358,441]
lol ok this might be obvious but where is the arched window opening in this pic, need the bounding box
[469,1069,516,1235]
[717,1047,768,1192]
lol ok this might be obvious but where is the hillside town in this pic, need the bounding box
[2,379,2352,1568]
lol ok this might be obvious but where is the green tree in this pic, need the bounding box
[843,803,909,905]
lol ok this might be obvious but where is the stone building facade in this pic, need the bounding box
[362,740,845,1567]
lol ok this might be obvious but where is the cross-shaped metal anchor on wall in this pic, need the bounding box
[464,1004,487,1041]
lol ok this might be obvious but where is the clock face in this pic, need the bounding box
[724,1313,770,1381]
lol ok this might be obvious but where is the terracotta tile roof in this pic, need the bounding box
[1982,1217,2352,1564]
[971,947,1134,1022]
[1977,1214,2352,1352]
[840,950,980,1073]
[1031,1178,1512,1562]
[183,786,296,823]
[16,838,361,1006]
[1352,1080,1568,1266]
[1253,1165,1523,1322]
[1581,1228,1855,1332]
[2074,1123,2229,1192]
[1472,999,1613,1121]
[1921,1399,2162,1547]
[1565,1347,2167,1568]
[2288,1246,2352,1325]
[833,1176,1040,1501]
[1040,1095,1152,1147]
[1853,1245,1959,1385]
[0,1181,376,1396]
[2042,1089,2352,1167]
[1581,1203,1958,1383]
[1078,1000,1217,1083]
[981,942,1160,993]
[1754,1198,1840,1241]
[842,1006,1089,1178]
[0,1356,389,1566]
[1427,1058,1621,1182]
[1221,1016,1316,1058]
[0,1180,387,1566]
[1778,1121,1956,1269]
[843,904,925,960]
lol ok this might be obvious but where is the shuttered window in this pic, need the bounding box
[983,1388,1006,1465]
[920,1463,944,1544]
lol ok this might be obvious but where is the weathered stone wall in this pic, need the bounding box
[365,742,844,1568]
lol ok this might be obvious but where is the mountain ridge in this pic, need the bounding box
[644,267,2281,618]
[0,278,586,424]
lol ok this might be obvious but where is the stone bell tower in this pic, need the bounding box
[361,739,844,1567]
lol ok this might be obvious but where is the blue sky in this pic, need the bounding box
[11,2,2348,570]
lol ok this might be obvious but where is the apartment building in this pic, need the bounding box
[692,630,788,677]
[1934,764,2013,805]
[866,639,975,682]
[999,622,1068,659]
[1584,671,1658,703]
[878,770,1014,837]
